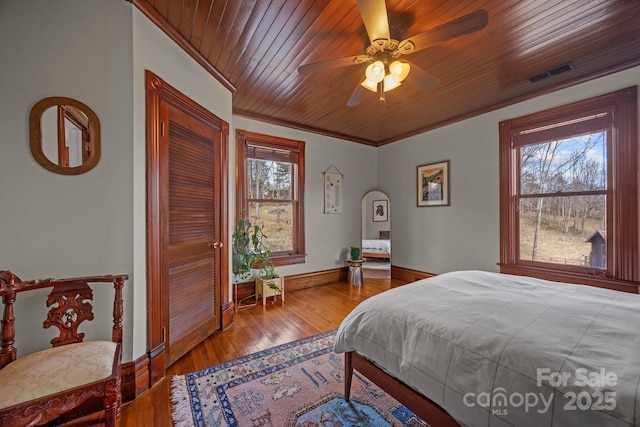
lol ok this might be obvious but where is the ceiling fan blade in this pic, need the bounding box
[408,62,440,92]
[347,81,368,107]
[399,9,488,54]
[298,55,369,74]
[357,0,390,44]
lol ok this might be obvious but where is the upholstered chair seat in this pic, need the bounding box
[0,341,118,409]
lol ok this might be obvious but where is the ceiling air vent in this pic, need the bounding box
[528,62,574,83]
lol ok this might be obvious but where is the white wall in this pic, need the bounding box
[0,0,134,357]
[131,7,234,360]
[231,117,378,276]
[379,66,640,275]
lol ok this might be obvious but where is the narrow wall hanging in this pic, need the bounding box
[323,165,343,214]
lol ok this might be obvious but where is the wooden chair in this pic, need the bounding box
[0,271,127,427]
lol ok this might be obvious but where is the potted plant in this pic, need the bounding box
[255,249,284,305]
[232,210,266,310]
[232,210,283,308]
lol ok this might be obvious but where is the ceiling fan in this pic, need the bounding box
[297,0,489,106]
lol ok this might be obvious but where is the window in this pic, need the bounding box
[236,130,305,265]
[499,87,638,292]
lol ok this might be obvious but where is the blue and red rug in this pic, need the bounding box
[171,329,428,427]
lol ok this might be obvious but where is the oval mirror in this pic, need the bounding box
[361,190,391,277]
[29,97,100,175]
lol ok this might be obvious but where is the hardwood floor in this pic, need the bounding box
[120,277,406,426]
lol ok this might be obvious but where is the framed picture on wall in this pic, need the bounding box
[417,160,450,207]
[373,200,388,222]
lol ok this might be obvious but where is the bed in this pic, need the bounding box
[334,270,640,427]
[361,233,391,260]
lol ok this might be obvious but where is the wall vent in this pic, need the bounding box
[528,62,574,83]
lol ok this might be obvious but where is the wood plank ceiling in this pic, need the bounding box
[132,0,640,146]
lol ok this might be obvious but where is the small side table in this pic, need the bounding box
[346,259,365,285]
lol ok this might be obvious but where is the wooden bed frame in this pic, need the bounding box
[361,251,390,261]
[361,251,390,259]
[345,351,461,426]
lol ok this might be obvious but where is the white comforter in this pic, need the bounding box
[361,239,391,255]
[334,270,640,427]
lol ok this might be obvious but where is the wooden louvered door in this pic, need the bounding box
[146,71,230,383]
[162,104,222,365]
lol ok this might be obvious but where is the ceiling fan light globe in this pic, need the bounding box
[390,61,410,83]
[361,78,378,92]
[383,74,401,92]
[365,61,385,83]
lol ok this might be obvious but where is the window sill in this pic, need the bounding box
[271,253,306,267]
[499,264,639,294]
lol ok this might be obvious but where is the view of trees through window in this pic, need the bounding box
[518,131,608,268]
[247,158,294,252]
[501,87,636,288]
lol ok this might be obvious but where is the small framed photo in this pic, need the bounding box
[373,200,388,222]
[417,160,450,207]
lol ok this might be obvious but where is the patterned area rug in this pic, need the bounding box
[171,329,429,427]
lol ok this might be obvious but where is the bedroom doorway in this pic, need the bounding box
[361,190,391,278]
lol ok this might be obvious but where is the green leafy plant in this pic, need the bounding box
[232,210,267,282]
[232,210,279,284]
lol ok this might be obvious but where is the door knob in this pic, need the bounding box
[211,242,223,249]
